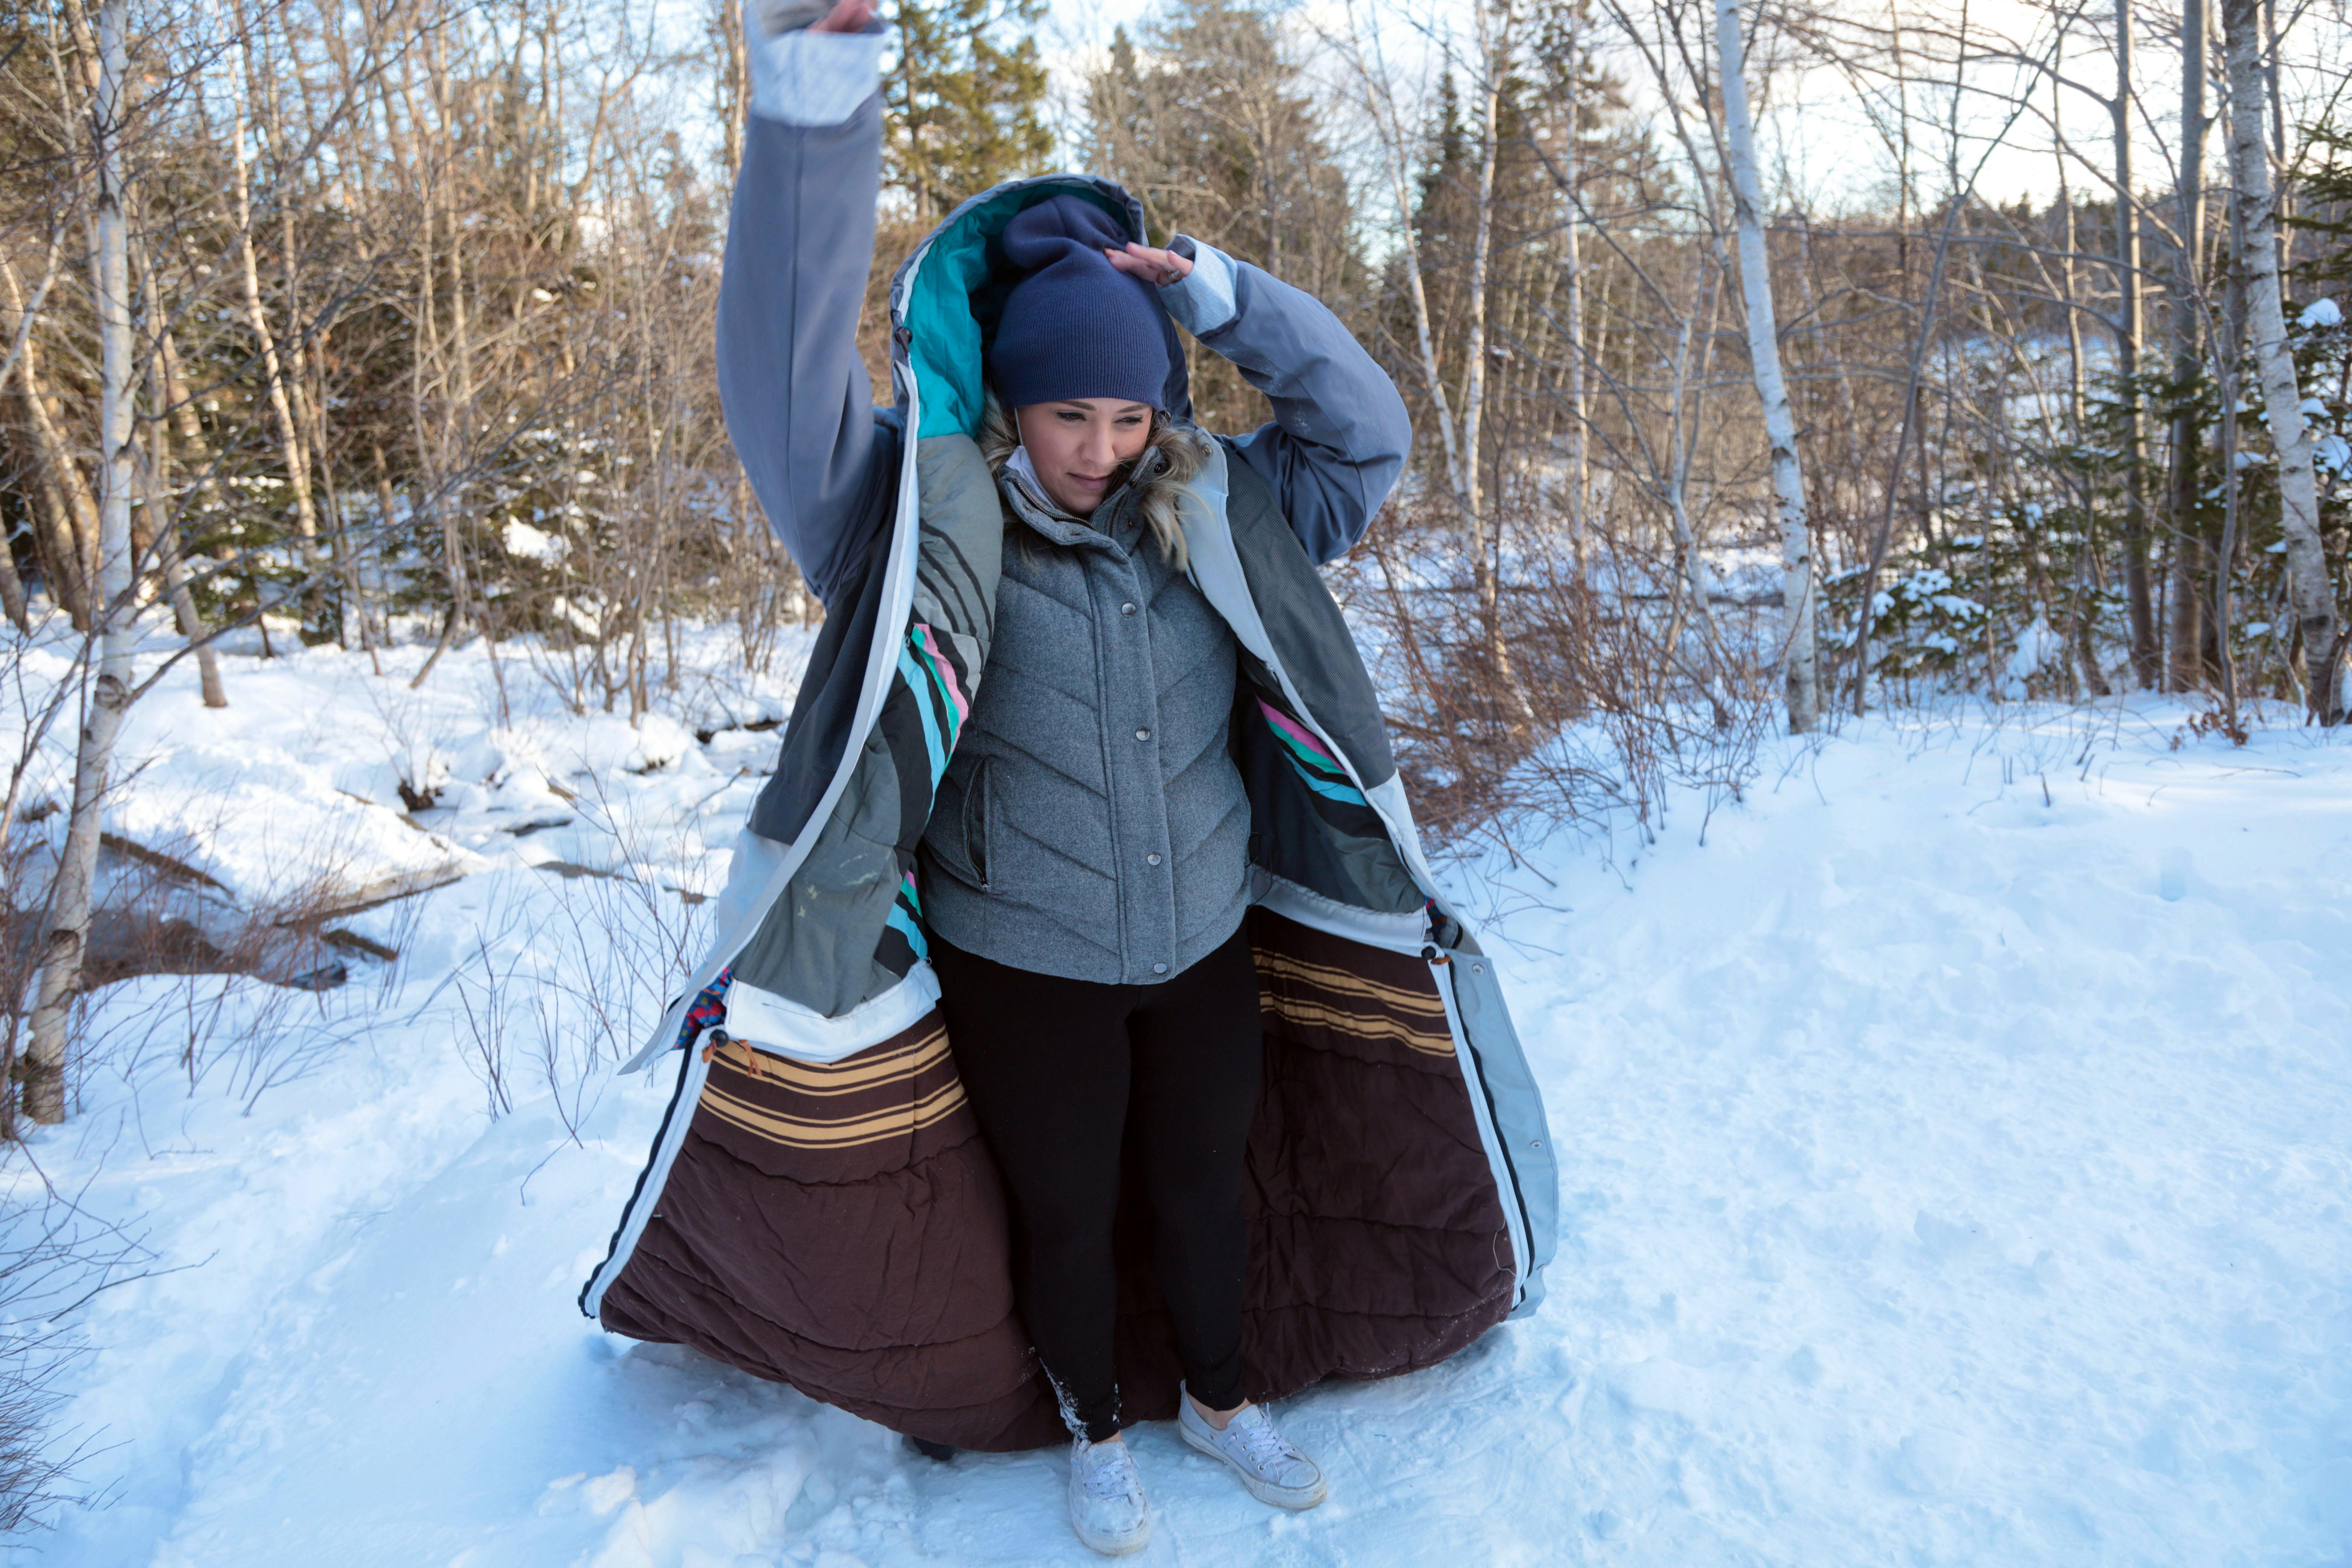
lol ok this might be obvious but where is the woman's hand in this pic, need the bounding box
[809,0,874,32]
[1106,242,1193,288]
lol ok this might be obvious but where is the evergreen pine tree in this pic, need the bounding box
[885,0,1052,222]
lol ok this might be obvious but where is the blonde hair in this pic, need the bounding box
[980,390,1207,571]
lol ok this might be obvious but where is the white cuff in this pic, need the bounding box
[746,6,891,127]
[1161,236,1238,337]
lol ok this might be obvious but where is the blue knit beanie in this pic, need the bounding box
[987,196,1170,410]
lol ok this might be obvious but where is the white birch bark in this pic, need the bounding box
[1335,1,1467,504]
[1459,0,1513,532]
[26,0,136,1124]
[132,222,229,707]
[1713,0,1818,731]
[0,250,100,626]
[2112,0,2158,685]
[2222,0,2340,721]
[0,230,64,632]
[228,22,324,600]
[144,354,228,710]
[1331,1,1538,715]
[1558,23,1589,573]
[1461,0,1520,697]
[1664,263,1735,720]
[2166,0,2211,692]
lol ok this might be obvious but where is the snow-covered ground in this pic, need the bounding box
[8,632,2351,1567]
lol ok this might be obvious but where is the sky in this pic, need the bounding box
[1032,0,2352,219]
[1031,0,2115,225]
[647,0,2352,245]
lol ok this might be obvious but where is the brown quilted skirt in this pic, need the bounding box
[595,905,1517,1450]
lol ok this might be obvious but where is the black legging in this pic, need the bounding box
[930,923,1262,1442]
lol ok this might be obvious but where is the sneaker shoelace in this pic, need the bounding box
[1224,1410,1303,1473]
[1079,1444,1139,1500]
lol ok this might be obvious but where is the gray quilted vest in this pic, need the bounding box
[917,445,1249,984]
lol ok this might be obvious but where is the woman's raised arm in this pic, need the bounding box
[715,0,896,608]
[1153,241,1414,567]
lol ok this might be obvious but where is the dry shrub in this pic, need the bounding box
[1348,493,1779,856]
[448,896,532,1119]
[18,818,433,1121]
[72,898,421,1121]
[449,773,710,1138]
[0,1162,156,1532]
[0,834,49,1147]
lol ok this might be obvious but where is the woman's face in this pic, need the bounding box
[1015,399,1155,516]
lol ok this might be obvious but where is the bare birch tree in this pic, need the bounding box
[1554,14,1590,568]
[2111,0,2158,686]
[1458,0,1522,698]
[25,0,136,1123]
[1713,0,1817,730]
[2223,0,2340,721]
[1331,0,1469,515]
[2165,0,2214,690]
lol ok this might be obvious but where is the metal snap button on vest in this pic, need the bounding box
[1147,852,1161,865]
[1135,727,1151,741]
[1121,602,1137,615]
[1152,962,1168,974]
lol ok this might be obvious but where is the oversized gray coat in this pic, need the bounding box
[577,18,1559,1450]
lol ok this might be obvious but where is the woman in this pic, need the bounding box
[577,0,1556,1555]
[773,1,1382,1538]
[922,219,1348,1552]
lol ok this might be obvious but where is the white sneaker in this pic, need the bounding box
[1177,1390,1328,1510]
[1067,1434,1150,1556]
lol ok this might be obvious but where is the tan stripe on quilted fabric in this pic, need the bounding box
[1251,947,1448,1021]
[1259,991,1457,1058]
[709,1026,952,1096]
[699,1076,970,1148]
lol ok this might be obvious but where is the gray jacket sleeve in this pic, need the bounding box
[715,15,897,608]
[1159,238,1412,566]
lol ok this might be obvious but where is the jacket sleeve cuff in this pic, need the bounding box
[745,5,891,127]
[1161,236,1239,337]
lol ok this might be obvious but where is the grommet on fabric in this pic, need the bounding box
[1147,853,1161,865]
[1152,962,1168,974]
[1135,727,1151,741]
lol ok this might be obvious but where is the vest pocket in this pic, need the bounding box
[967,757,992,893]
[922,757,992,894]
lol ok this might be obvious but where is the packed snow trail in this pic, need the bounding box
[13,641,2352,1566]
